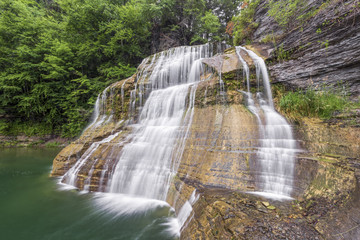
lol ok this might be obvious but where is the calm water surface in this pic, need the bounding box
[0,148,178,240]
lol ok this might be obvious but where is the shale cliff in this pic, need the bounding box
[252,0,360,97]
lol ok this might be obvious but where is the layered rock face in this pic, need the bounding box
[253,0,360,97]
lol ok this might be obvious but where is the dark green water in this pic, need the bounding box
[0,148,179,240]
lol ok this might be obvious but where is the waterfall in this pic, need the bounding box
[62,132,121,187]
[235,46,297,200]
[177,190,200,230]
[107,45,212,200]
[58,44,214,237]
[83,86,114,132]
[61,45,212,198]
[58,43,299,239]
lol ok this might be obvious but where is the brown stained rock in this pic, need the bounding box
[168,101,260,216]
[167,179,196,215]
[202,55,223,74]
[296,118,360,159]
[202,48,255,79]
[50,143,85,177]
[295,154,360,239]
[50,120,126,178]
[212,201,232,217]
[221,53,241,75]
[175,104,259,193]
[288,117,360,239]
[304,161,356,199]
[181,190,321,240]
[244,44,272,60]
[237,48,254,67]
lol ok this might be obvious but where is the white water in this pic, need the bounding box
[177,190,200,230]
[236,46,297,200]
[121,78,129,107]
[62,131,121,187]
[83,86,115,132]
[59,43,298,239]
[58,45,214,238]
[107,45,212,200]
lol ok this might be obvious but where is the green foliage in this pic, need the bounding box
[279,86,355,120]
[297,1,332,25]
[260,34,275,44]
[267,0,305,28]
[0,0,153,138]
[206,0,243,24]
[191,11,221,44]
[45,141,61,148]
[0,120,55,137]
[231,0,260,45]
[0,120,9,133]
[274,44,292,62]
[318,40,329,49]
[268,0,336,30]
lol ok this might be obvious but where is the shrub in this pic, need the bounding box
[45,141,61,148]
[279,86,355,120]
[231,0,260,45]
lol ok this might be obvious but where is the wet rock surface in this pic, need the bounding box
[178,119,360,239]
[181,190,321,240]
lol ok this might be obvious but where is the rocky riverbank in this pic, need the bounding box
[0,135,70,148]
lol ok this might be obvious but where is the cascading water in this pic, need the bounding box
[62,131,121,187]
[107,45,211,200]
[58,43,298,240]
[83,86,114,132]
[62,45,212,198]
[59,44,214,238]
[235,46,297,200]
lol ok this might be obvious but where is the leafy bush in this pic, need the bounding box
[274,44,292,62]
[0,0,152,138]
[279,86,354,120]
[0,120,55,137]
[45,141,61,148]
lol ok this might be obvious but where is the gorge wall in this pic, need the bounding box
[253,0,360,97]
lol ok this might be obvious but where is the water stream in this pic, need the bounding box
[236,46,298,200]
[107,45,211,199]
[59,44,215,235]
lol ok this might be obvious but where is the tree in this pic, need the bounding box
[191,11,221,44]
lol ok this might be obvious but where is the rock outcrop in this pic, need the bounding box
[253,0,360,97]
